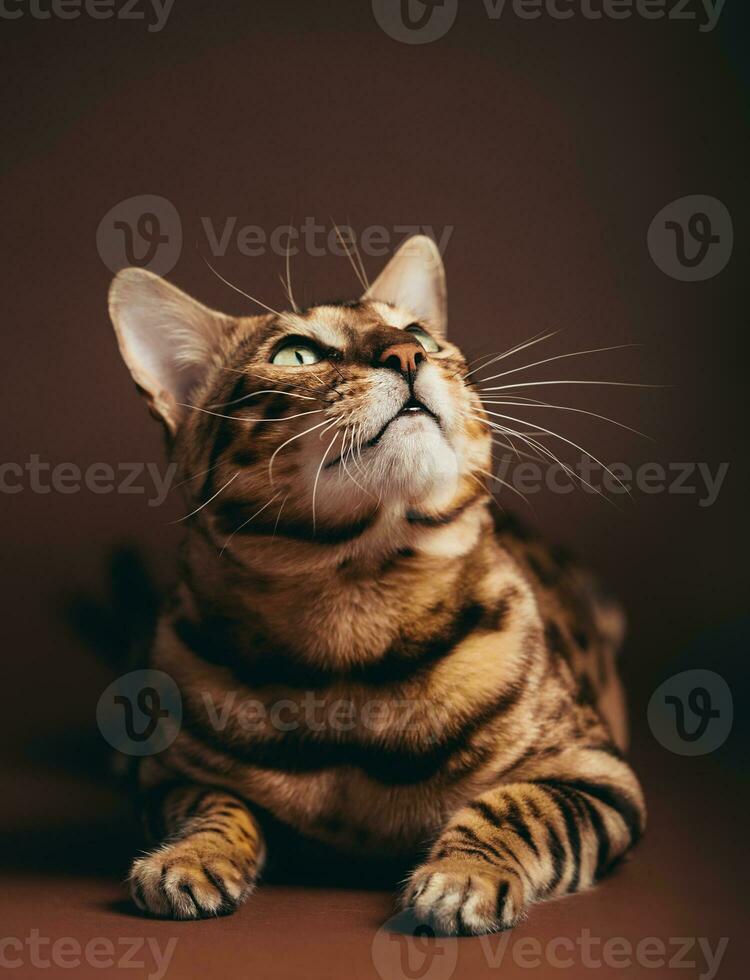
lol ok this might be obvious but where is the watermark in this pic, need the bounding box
[494,455,730,507]
[648,195,733,282]
[648,669,733,756]
[96,194,453,277]
[200,690,450,737]
[372,0,727,43]
[97,669,182,755]
[97,194,183,276]
[0,455,176,507]
[96,670,454,756]
[0,0,175,31]
[372,917,729,980]
[0,931,177,980]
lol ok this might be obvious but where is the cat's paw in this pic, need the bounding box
[129,838,256,919]
[402,858,527,935]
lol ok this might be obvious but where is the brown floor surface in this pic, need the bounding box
[2,738,746,980]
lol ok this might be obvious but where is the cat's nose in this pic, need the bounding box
[378,342,425,380]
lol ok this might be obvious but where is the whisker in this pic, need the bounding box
[209,388,319,409]
[463,330,559,381]
[332,220,369,293]
[203,258,281,317]
[268,416,338,484]
[284,222,299,312]
[479,407,630,494]
[312,428,342,532]
[339,425,376,499]
[475,466,534,508]
[477,397,651,439]
[272,493,289,540]
[479,379,662,393]
[477,344,640,385]
[347,215,371,290]
[179,404,326,424]
[171,471,240,524]
[220,491,283,556]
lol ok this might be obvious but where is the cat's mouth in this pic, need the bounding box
[324,397,441,469]
[365,396,441,447]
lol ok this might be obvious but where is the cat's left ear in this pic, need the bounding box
[363,235,447,338]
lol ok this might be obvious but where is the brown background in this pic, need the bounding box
[0,1,748,978]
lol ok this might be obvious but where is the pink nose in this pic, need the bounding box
[378,342,425,379]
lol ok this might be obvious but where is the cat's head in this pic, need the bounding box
[109,236,491,554]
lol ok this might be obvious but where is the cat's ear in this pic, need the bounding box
[363,234,447,337]
[108,268,233,435]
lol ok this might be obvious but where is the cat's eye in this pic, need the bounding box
[271,341,323,366]
[405,324,440,353]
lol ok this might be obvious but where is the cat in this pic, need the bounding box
[107,235,645,935]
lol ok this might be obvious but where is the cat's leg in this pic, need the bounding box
[129,784,266,919]
[404,749,645,935]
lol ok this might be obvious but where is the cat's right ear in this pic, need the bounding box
[108,268,234,435]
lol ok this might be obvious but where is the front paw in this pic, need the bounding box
[403,858,527,936]
[129,838,256,920]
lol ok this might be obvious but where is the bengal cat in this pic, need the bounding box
[108,235,645,934]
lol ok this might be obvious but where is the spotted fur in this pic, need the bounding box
[109,237,645,932]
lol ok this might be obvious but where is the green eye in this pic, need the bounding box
[405,325,440,353]
[271,342,323,366]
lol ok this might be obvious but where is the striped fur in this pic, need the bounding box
[109,242,644,932]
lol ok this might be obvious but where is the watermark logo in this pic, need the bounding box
[97,669,182,756]
[648,195,733,282]
[648,669,733,756]
[373,0,727,42]
[372,913,459,980]
[97,194,182,275]
[372,0,458,44]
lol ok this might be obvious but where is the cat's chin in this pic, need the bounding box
[368,417,460,508]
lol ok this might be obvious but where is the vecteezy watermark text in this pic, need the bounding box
[0,455,176,507]
[372,0,726,44]
[0,0,175,32]
[0,931,177,980]
[372,917,729,980]
[96,195,454,277]
[495,455,729,507]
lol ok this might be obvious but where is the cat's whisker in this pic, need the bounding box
[463,330,559,381]
[477,397,651,439]
[346,217,371,290]
[171,471,240,524]
[468,413,598,498]
[179,404,326,424]
[312,428,342,532]
[475,466,534,508]
[479,407,629,495]
[332,220,369,293]
[272,493,289,540]
[220,490,283,556]
[479,379,662,393]
[209,389,319,409]
[173,459,224,489]
[339,425,376,499]
[477,344,640,385]
[216,366,324,396]
[283,223,299,312]
[267,416,340,484]
[203,258,281,317]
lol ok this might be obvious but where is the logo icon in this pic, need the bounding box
[97,194,182,275]
[647,669,732,756]
[372,0,458,45]
[97,669,182,756]
[371,912,458,980]
[647,195,732,281]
